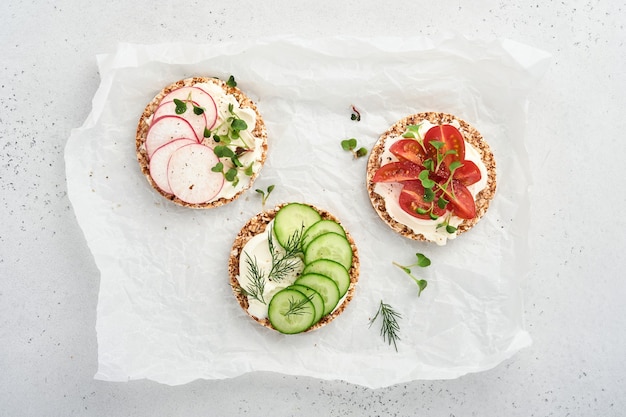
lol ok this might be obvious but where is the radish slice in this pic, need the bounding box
[161,86,218,131]
[149,138,196,194]
[145,115,198,158]
[167,143,224,204]
[153,100,207,142]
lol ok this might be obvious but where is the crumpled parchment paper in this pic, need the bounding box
[65,35,550,388]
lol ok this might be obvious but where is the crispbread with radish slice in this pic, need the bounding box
[149,138,196,194]
[136,77,268,208]
[167,143,224,204]
[153,100,208,142]
[145,115,199,158]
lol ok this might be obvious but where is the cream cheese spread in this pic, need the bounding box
[237,221,305,319]
[194,82,265,201]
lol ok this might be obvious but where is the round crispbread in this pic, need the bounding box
[136,76,268,209]
[366,112,496,242]
[228,203,360,333]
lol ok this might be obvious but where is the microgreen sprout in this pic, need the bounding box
[341,138,368,159]
[173,93,205,116]
[436,214,458,234]
[350,105,361,121]
[392,252,431,296]
[226,75,237,87]
[255,185,275,207]
[369,300,401,352]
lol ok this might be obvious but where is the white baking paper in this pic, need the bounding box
[65,35,550,388]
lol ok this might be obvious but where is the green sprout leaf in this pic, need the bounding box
[255,184,275,206]
[446,224,457,234]
[423,187,435,203]
[173,98,187,114]
[226,75,237,87]
[418,170,435,189]
[231,118,248,131]
[341,138,368,159]
[193,104,205,115]
[211,162,224,173]
[392,252,431,297]
[225,168,238,182]
[244,163,254,176]
[341,138,357,151]
[415,253,431,267]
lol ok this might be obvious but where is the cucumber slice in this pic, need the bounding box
[302,259,350,298]
[304,232,353,271]
[295,273,340,316]
[301,219,346,251]
[268,288,316,334]
[273,203,322,249]
[289,284,325,325]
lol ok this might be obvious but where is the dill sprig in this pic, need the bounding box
[243,252,266,304]
[370,300,402,351]
[284,293,314,318]
[267,227,303,282]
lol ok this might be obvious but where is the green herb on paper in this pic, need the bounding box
[341,138,368,159]
[255,185,275,207]
[369,300,401,352]
[392,252,431,296]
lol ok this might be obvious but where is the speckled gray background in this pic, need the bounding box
[1,1,624,416]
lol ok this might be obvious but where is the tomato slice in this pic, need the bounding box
[423,125,465,167]
[447,180,476,219]
[372,160,422,183]
[453,160,482,186]
[389,139,427,165]
[398,180,447,220]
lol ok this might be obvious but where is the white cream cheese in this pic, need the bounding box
[237,221,305,319]
[373,120,488,245]
[195,82,265,201]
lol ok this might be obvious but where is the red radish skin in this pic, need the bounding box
[148,138,196,194]
[160,86,218,131]
[145,115,199,158]
[153,100,208,143]
[167,143,224,204]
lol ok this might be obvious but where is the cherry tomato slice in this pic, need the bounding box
[389,139,427,165]
[423,125,466,167]
[453,160,482,186]
[372,160,422,183]
[447,180,476,219]
[398,180,447,220]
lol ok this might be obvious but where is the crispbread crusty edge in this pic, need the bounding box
[136,76,268,209]
[228,203,360,333]
[366,112,497,242]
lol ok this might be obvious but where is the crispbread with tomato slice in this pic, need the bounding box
[136,76,268,208]
[366,112,496,242]
[228,204,360,333]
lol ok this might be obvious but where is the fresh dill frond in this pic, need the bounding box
[243,252,266,304]
[267,228,303,282]
[284,294,314,318]
[370,300,402,351]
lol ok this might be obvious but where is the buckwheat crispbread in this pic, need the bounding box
[366,112,497,241]
[229,204,360,332]
[135,76,268,208]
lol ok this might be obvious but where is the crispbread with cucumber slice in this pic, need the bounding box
[229,203,359,334]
